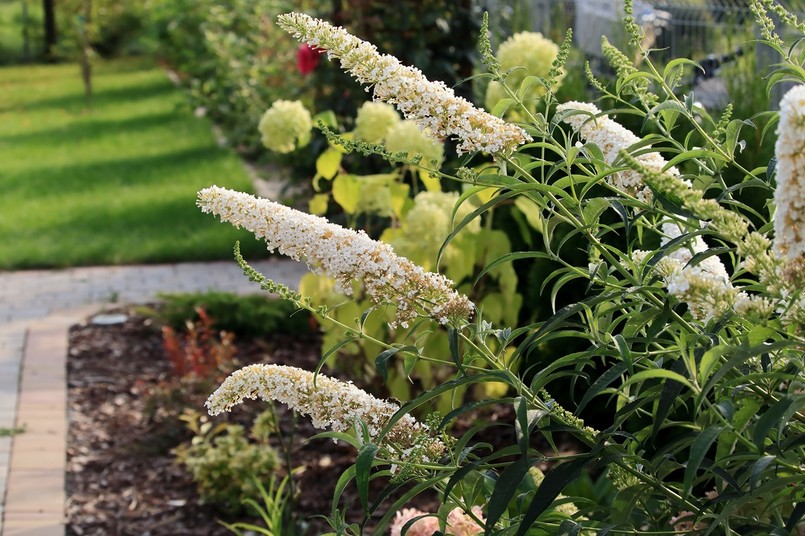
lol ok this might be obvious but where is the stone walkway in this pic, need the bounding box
[0,259,307,535]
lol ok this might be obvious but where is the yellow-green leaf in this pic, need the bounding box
[418,169,441,192]
[316,148,342,180]
[389,182,410,218]
[332,174,360,214]
[308,193,330,216]
[513,197,543,232]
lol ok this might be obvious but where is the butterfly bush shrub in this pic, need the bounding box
[198,1,805,534]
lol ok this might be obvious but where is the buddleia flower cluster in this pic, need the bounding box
[277,12,531,155]
[197,186,474,328]
[634,223,740,323]
[258,99,312,153]
[557,101,685,203]
[206,364,445,467]
[769,85,805,323]
[773,85,805,261]
[485,31,562,114]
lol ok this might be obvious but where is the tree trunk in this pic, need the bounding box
[80,0,92,102]
[43,0,56,59]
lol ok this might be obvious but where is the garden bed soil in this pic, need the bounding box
[65,306,524,535]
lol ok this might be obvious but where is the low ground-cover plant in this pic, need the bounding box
[175,408,281,515]
[161,307,237,378]
[197,2,805,534]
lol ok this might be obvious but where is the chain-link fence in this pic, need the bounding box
[482,0,803,106]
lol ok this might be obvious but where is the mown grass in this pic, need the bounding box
[0,58,271,269]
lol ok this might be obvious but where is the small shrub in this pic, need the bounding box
[156,291,312,338]
[161,306,236,378]
[175,409,280,515]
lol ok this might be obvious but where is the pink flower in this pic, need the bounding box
[296,44,321,75]
[669,511,706,533]
[446,506,485,535]
[389,506,485,536]
[390,508,439,536]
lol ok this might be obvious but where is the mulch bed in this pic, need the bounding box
[65,306,525,535]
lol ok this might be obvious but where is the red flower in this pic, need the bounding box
[297,44,321,75]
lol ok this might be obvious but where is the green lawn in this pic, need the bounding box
[0,58,271,269]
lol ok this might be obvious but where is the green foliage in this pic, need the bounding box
[55,0,149,58]
[156,292,312,338]
[146,0,309,156]
[0,0,44,63]
[202,3,805,535]
[175,409,280,515]
[221,475,302,536]
[291,104,523,408]
[0,426,25,437]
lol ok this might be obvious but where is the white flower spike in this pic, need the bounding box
[277,12,531,156]
[197,186,474,328]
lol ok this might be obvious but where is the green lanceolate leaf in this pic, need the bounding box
[485,455,530,531]
[749,454,777,491]
[753,397,795,452]
[375,346,417,383]
[652,358,689,441]
[516,456,591,536]
[683,425,723,496]
[355,443,378,514]
[577,360,630,414]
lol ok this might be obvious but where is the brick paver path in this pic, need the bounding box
[0,259,306,535]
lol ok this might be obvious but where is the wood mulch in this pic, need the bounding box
[65,306,526,535]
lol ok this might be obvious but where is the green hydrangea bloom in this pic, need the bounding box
[485,31,562,114]
[383,120,444,169]
[258,99,312,153]
[387,191,479,270]
[354,101,400,143]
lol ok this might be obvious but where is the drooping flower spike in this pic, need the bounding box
[206,364,445,464]
[773,85,805,260]
[197,186,474,328]
[557,101,685,203]
[277,12,531,156]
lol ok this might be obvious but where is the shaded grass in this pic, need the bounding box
[0,58,270,269]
